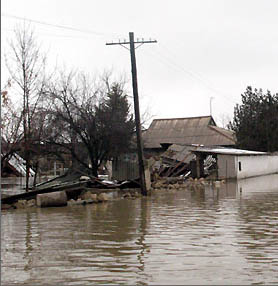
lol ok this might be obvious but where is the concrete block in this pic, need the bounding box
[91,193,98,202]
[37,191,67,208]
[98,193,108,202]
[80,191,92,200]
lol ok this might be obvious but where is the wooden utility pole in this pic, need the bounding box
[0,89,2,208]
[106,32,157,196]
[210,97,214,117]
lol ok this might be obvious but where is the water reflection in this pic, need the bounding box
[23,212,33,271]
[235,176,278,283]
[2,174,278,285]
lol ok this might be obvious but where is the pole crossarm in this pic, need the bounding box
[106,39,157,51]
[106,40,157,45]
[106,32,157,196]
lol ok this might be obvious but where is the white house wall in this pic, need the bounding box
[217,154,278,180]
[236,155,278,179]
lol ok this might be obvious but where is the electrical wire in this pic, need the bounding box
[2,12,238,116]
[2,28,98,40]
[2,13,124,38]
[144,47,235,115]
[159,42,239,106]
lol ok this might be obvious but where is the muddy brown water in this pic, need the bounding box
[2,174,278,285]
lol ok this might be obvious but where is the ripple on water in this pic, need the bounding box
[2,177,278,285]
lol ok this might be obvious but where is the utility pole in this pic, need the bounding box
[106,32,157,196]
[0,89,1,279]
[210,97,214,117]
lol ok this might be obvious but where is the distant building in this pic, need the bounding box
[1,153,36,193]
[191,146,278,179]
[143,115,235,152]
[1,153,35,177]
[112,115,236,180]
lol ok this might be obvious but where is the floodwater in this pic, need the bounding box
[2,174,278,285]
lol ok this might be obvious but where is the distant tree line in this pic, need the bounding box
[2,25,135,191]
[229,86,278,152]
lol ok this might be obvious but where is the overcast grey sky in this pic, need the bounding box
[2,0,278,127]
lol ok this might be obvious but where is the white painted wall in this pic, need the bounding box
[217,154,278,179]
[236,155,278,179]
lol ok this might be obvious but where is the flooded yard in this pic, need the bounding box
[2,174,278,285]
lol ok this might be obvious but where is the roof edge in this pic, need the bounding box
[208,125,236,142]
[151,115,214,122]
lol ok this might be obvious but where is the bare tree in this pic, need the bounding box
[5,24,47,191]
[217,113,232,129]
[45,71,135,177]
[1,80,24,173]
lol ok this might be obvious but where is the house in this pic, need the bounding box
[143,115,235,153]
[112,115,235,180]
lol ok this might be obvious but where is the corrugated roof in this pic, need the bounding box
[7,153,35,176]
[161,144,195,164]
[190,146,267,156]
[143,116,235,148]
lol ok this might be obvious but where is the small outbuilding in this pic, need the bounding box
[190,146,278,180]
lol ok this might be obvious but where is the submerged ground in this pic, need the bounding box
[2,174,278,285]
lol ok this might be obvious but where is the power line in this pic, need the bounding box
[142,48,234,115]
[2,13,119,38]
[158,43,239,105]
[146,47,235,111]
[106,32,157,196]
[2,28,99,40]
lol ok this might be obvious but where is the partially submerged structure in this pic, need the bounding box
[1,153,35,192]
[112,116,236,180]
[111,115,278,182]
[191,146,278,180]
[1,153,35,178]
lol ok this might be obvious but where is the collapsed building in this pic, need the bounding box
[112,115,236,180]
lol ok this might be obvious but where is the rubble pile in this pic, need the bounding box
[152,177,225,191]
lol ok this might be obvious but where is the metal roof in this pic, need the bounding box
[161,144,195,164]
[7,153,35,176]
[190,146,267,156]
[143,116,235,148]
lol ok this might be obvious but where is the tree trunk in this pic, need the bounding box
[91,164,98,178]
[25,160,30,192]
[33,161,39,188]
